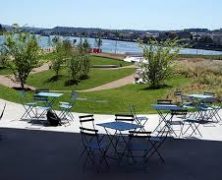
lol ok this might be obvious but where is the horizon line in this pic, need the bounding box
[2,23,222,32]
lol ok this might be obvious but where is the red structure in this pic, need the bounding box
[90,48,102,53]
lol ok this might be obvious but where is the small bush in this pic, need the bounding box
[140,39,181,88]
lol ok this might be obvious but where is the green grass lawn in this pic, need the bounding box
[38,52,57,61]
[0,75,190,114]
[0,68,12,75]
[38,52,131,66]
[73,76,190,114]
[0,54,131,76]
[90,56,131,66]
[26,68,135,90]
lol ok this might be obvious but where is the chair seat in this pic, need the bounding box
[182,104,195,109]
[59,104,72,109]
[199,107,214,111]
[36,106,51,110]
[184,118,200,123]
[135,116,148,121]
[25,102,37,106]
[59,101,70,105]
[166,120,184,125]
[212,105,221,109]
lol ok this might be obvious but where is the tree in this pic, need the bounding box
[78,38,91,54]
[0,45,8,68]
[67,53,81,83]
[139,39,181,88]
[51,38,73,79]
[77,37,84,53]
[0,24,6,35]
[73,39,77,45]
[67,50,91,83]
[82,39,91,53]
[95,35,102,49]
[114,31,119,54]
[1,25,40,89]
[79,54,90,79]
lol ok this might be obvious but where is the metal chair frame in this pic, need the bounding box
[18,90,37,120]
[125,131,165,166]
[129,105,149,130]
[79,127,109,171]
[59,91,78,122]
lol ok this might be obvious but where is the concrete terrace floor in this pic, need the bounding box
[1,99,222,179]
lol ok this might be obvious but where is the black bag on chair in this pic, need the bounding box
[46,110,62,126]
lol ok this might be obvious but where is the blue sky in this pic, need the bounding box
[1,0,222,30]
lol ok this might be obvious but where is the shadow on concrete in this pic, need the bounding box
[0,128,222,180]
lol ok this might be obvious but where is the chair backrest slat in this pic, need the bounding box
[80,127,98,133]
[79,115,94,118]
[79,114,95,130]
[174,91,182,96]
[115,114,134,122]
[79,118,95,123]
[129,131,152,138]
[171,109,188,116]
[157,99,172,105]
[115,114,134,117]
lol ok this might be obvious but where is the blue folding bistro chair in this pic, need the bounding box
[59,91,78,123]
[34,89,51,119]
[129,105,149,130]
[126,130,166,166]
[18,90,37,120]
[79,115,109,171]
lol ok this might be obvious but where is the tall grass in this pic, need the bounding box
[169,60,222,99]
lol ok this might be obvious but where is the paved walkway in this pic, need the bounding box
[1,98,222,179]
[1,128,222,180]
[1,98,222,142]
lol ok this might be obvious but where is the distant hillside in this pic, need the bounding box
[1,23,222,51]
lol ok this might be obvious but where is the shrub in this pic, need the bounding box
[78,38,91,54]
[51,38,73,78]
[79,55,90,79]
[67,54,81,83]
[140,39,181,88]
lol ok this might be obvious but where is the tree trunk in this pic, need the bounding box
[21,81,25,90]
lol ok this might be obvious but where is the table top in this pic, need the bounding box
[37,92,63,98]
[97,121,143,131]
[153,104,183,111]
[187,94,214,99]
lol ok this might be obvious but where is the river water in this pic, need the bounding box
[1,35,222,55]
